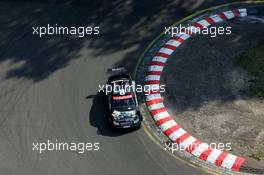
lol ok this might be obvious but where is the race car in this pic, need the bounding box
[106,68,142,129]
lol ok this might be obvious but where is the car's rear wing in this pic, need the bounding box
[107,67,128,73]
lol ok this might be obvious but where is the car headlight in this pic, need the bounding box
[112,110,121,120]
[133,116,140,123]
[112,110,121,117]
[113,116,119,120]
[113,121,119,125]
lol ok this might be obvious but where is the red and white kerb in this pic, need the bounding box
[144,8,247,171]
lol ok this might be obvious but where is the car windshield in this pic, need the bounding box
[112,97,136,108]
[111,80,133,95]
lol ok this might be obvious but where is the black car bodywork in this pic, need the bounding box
[107,69,142,129]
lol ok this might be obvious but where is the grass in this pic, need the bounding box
[237,40,264,98]
[250,150,264,161]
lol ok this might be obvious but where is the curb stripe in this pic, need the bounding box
[156,52,170,58]
[146,71,162,75]
[175,132,190,144]
[145,75,161,81]
[222,154,237,169]
[232,9,240,17]
[169,128,186,141]
[238,8,247,17]
[231,157,245,171]
[156,116,173,126]
[175,33,190,40]
[179,136,197,150]
[149,61,165,66]
[153,111,170,121]
[163,44,177,50]
[145,80,160,84]
[185,140,202,153]
[199,148,214,161]
[206,149,223,164]
[159,47,174,55]
[171,36,185,43]
[163,125,181,136]
[223,10,235,19]
[218,12,228,20]
[146,98,163,106]
[215,152,228,166]
[197,19,211,28]
[209,14,223,23]
[192,22,204,29]
[148,102,164,111]
[204,17,215,24]
[152,56,168,63]
[186,26,200,34]
[166,39,182,47]
[148,65,164,72]
[146,89,161,95]
[191,143,210,158]
[144,85,160,92]
[146,94,162,101]
[180,28,195,35]
[150,107,167,116]
[160,120,177,131]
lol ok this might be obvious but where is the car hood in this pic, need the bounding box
[112,110,137,119]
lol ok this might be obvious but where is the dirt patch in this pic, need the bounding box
[161,17,264,169]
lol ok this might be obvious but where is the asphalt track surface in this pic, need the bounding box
[0,32,206,175]
[0,1,242,175]
[0,49,207,175]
